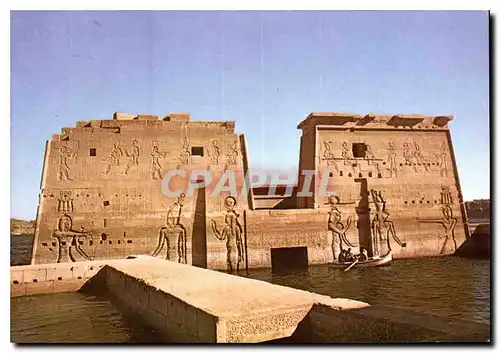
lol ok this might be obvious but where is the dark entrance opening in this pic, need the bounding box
[270,247,308,273]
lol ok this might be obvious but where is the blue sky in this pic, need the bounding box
[11,11,489,220]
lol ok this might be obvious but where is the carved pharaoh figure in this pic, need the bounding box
[364,144,380,174]
[104,142,123,175]
[210,196,245,273]
[341,142,350,165]
[58,146,77,181]
[413,142,429,171]
[178,136,191,168]
[403,143,418,172]
[387,141,398,178]
[51,214,93,263]
[124,140,140,175]
[438,142,449,177]
[323,141,339,171]
[440,186,453,205]
[208,140,220,165]
[225,141,239,168]
[57,191,74,213]
[327,195,354,261]
[417,204,458,254]
[152,193,187,263]
[370,189,406,256]
[150,145,167,180]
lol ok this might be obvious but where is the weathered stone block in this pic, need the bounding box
[25,281,54,296]
[23,268,47,283]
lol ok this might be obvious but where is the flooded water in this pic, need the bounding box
[11,292,164,343]
[11,235,490,342]
[247,256,490,325]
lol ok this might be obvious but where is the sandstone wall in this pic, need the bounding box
[32,115,248,265]
[294,112,470,259]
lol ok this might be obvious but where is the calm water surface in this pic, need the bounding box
[11,235,490,342]
[11,292,163,343]
[247,256,490,325]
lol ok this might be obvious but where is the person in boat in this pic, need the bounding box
[338,249,347,263]
[357,247,369,262]
[345,248,354,262]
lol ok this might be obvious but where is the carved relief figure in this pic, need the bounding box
[178,136,191,168]
[58,146,77,181]
[225,141,239,169]
[104,142,123,175]
[403,143,418,172]
[370,190,406,257]
[413,142,429,171]
[438,142,449,177]
[327,195,354,261]
[387,141,398,178]
[152,193,187,263]
[440,186,453,205]
[322,141,339,171]
[124,140,140,175]
[57,191,74,213]
[417,205,458,254]
[208,140,220,165]
[150,145,167,180]
[341,142,351,165]
[52,214,94,263]
[364,144,380,174]
[210,196,245,273]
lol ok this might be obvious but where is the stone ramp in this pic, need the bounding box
[103,256,368,342]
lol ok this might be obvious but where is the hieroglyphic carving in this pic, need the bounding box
[364,144,380,174]
[124,140,140,175]
[210,196,245,273]
[341,142,351,166]
[226,141,239,165]
[322,141,339,171]
[413,142,429,171]
[178,136,190,168]
[150,145,167,180]
[103,142,123,175]
[370,190,406,256]
[327,195,354,261]
[57,191,74,213]
[440,186,453,205]
[51,214,94,263]
[208,140,220,165]
[403,143,418,172]
[58,146,77,181]
[152,193,187,263]
[386,141,398,178]
[437,142,449,177]
[417,204,458,254]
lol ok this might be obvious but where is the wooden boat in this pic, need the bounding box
[330,251,393,270]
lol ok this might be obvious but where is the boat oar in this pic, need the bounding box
[344,259,359,272]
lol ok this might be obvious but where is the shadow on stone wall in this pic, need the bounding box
[454,224,490,259]
[274,304,490,343]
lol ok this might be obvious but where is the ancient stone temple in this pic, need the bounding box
[31,111,470,271]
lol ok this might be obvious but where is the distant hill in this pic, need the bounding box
[10,219,35,236]
[465,199,490,222]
